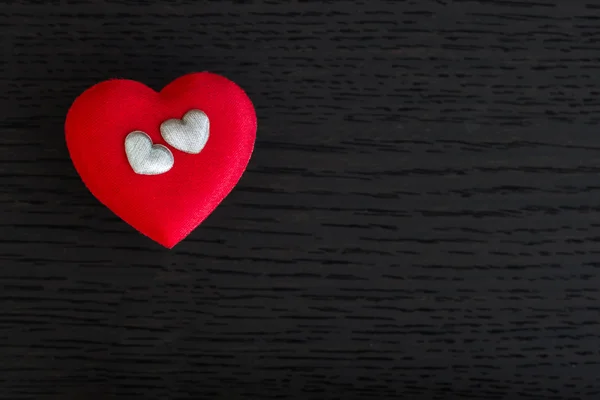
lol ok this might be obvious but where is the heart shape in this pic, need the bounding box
[65,72,257,248]
[160,109,210,154]
[125,131,174,175]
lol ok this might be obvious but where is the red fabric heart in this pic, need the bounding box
[65,72,257,248]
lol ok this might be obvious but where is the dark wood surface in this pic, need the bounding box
[2,1,600,399]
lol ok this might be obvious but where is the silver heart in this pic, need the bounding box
[125,131,174,175]
[160,109,210,154]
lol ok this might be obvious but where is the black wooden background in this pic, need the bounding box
[2,0,600,399]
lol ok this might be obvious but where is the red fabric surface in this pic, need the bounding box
[65,72,257,248]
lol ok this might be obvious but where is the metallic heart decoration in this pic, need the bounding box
[160,109,210,154]
[125,131,174,175]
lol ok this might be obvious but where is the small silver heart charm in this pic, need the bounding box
[160,109,210,154]
[125,131,174,175]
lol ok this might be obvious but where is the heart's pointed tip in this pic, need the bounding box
[153,236,182,250]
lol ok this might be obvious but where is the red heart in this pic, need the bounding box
[65,72,257,248]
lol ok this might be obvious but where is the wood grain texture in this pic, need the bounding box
[2,0,600,399]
